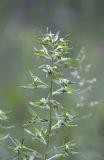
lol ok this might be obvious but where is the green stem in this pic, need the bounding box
[45,58,53,160]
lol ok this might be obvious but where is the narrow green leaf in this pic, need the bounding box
[33,47,46,57]
[29,98,50,109]
[47,153,64,160]
[24,128,35,136]
[54,78,76,87]
[51,120,63,130]
[27,150,43,159]
[50,100,63,109]
[53,87,79,95]
[33,128,47,145]
[28,108,38,118]
[54,31,60,42]
[0,134,9,140]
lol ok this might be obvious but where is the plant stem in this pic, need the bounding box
[45,58,53,160]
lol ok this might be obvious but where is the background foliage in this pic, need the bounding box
[0,0,104,160]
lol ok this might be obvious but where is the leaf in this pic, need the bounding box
[54,78,76,87]
[0,110,8,120]
[0,125,15,129]
[29,72,42,87]
[23,108,39,126]
[42,45,48,54]
[51,118,71,130]
[49,100,63,110]
[9,135,19,146]
[29,98,50,109]
[38,30,54,46]
[39,64,63,77]
[28,108,38,118]
[33,47,46,57]
[20,85,35,89]
[38,37,50,45]
[24,128,35,136]
[62,57,79,63]
[34,45,51,59]
[52,69,64,77]
[33,128,47,145]
[38,84,49,89]
[29,71,49,88]
[61,87,78,93]
[54,31,60,42]
[62,112,74,122]
[63,121,71,128]
[53,87,79,95]
[47,154,64,160]
[51,120,63,130]
[20,71,48,89]
[58,38,67,46]
[26,150,43,160]
[0,134,10,140]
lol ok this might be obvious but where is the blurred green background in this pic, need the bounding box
[0,0,104,159]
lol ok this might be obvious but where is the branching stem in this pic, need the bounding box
[45,57,53,160]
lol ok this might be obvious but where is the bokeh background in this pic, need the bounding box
[0,0,104,159]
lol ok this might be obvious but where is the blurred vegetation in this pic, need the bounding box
[0,0,104,160]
